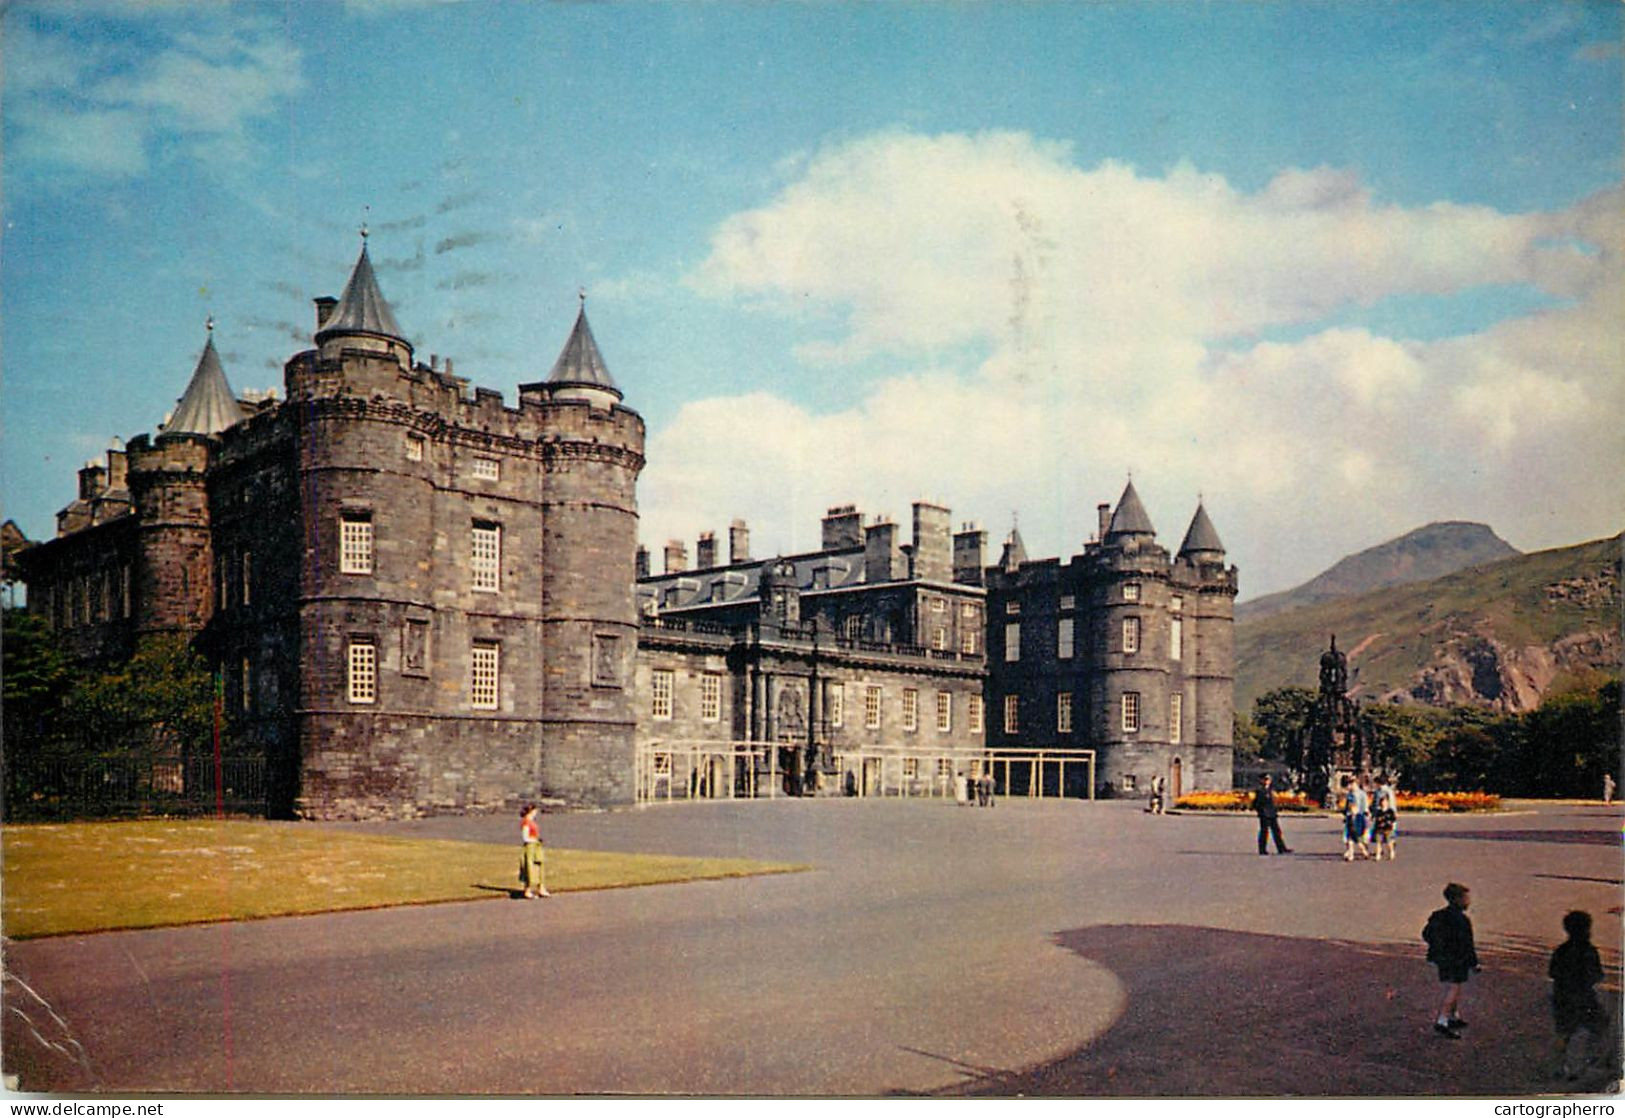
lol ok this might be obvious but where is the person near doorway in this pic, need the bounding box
[1148,773,1166,814]
[1253,774,1291,855]
[1423,882,1479,1039]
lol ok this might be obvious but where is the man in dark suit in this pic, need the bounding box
[1254,774,1292,855]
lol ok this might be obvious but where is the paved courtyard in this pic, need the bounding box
[3,797,1619,1096]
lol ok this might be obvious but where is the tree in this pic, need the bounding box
[2,608,76,750]
[1249,687,1317,762]
[1232,712,1264,758]
[1518,681,1620,798]
[56,634,216,759]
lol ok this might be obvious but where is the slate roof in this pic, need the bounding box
[638,548,867,613]
[1106,480,1156,538]
[544,304,620,396]
[164,331,246,437]
[1179,503,1226,555]
[315,243,405,343]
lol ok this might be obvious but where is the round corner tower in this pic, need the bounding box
[520,300,646,806]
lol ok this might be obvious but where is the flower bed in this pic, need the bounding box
[1174,790,1313,812]
[1395,791,1501,812]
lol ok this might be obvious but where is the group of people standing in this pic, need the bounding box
[1339,772,1398,861]
[1248,771,1398,859]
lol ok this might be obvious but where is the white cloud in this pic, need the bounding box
[646,131,1623,596]
[6,13,304,180]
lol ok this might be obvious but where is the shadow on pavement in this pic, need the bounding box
[1407,830,1621,847]
[932,923,1620,1097]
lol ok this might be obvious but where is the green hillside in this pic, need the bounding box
[1235,534,1621,714]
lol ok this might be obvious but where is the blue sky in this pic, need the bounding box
[4,0,1621,597]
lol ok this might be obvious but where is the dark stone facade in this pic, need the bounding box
[19,247,645,819]
[634,504,989,797]
[984,485,1238,798]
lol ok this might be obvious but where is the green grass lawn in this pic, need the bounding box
[0,820,808,939]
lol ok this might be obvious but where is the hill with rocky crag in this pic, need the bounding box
[1235,533,1621,715]
[1236,521,1520,622]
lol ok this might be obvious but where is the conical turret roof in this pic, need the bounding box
[315,241,405,344]
[545,303,620,397]
[998,526,1028,571]
[164,328,245,437]
[1179,502,1226,556]
[1106,480,1156,539]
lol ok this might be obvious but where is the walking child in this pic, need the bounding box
[1423,882,1479,1038]
[1548,910,1610,1079]
[1370,773,1398,861]
[1341,774,1372,861]
[519,803,550,899]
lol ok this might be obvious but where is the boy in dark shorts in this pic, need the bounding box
[1548,910,1611,1079]
[1423,882,1478,1038]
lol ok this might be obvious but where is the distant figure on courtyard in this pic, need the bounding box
[1604,773,1615,805]
[980,771,995,807]
[1253,774,1291,855]
[1341,774,1372,861]
[1547,910,1610,1079]
[1423,882,1479,1039]
[1370,774,1398,861]
[1148,774,1166,814]
[519,803,550,899]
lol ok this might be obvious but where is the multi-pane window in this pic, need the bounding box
[932,628,947,651]
[962,602,978,620]
[651,669,674,720]
[961,629,978,655]
[241,550,252,607]
[1121,691,1141,733]
[937,758,954,779]
[1057,692,1073,734]
[1058,617,1074,659]
[1170,616,1183,661]
[902,689,919,732]
[829,684,845,728]
[902,757,919,779]
[1170,693,1183,745]
[1059,594,1074,610]
[471,456,499,480]
[701,673,722,722]
[241,657,253,712]
[340,515,373,574]
[471,642,499,709]
[347,641,377,704]
[121,565,132,618]
[405,435,424,462]
[1005,622,1021,662]
[1004,694,1020,735]
[1122,617,1140,655]
[931,598,945,613]
[936,691,952,733]
[865,685,882,729]
[1170,595,1183,613]
[1124,582,1141,602]
[472,521,501,592]
[968,695,984,734]
[1005,601,1021,615]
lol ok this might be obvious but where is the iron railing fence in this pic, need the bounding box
[2,754,268,820]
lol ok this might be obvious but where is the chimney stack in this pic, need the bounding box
[864,518,900,583]
[696,531,718,569]
[1097,502,1111,542]
[729,519,750,564]
[635,545,650,580]
[822,505,864,550]
[664,539,687,574]
[953,523,987,586]
[911,501,952,583]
